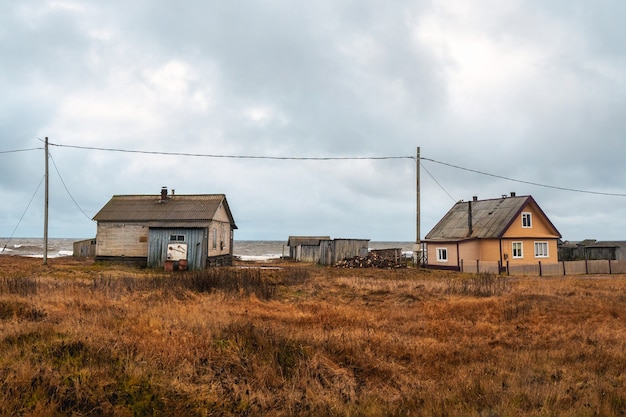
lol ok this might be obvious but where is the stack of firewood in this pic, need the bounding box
[335,249,406,269]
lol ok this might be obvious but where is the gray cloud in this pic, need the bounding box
[1,1,625,242]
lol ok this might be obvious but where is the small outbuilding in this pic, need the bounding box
[584,241,626,261]
[93,187,237,269]
[286,236,369,265]
[73,238,97,258]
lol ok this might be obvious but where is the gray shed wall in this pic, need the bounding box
[330,239,369,264]
[148,228,207,270]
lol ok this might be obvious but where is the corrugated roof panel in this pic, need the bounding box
[425,196,529,240]
[93,194,232,224]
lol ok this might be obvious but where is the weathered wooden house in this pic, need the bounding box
[286,236,369,265]
[93,187,237,269]
[424,193,561,270]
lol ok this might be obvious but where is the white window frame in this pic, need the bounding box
[436,247,448,262]
[534,241,549,258]
[512,242,523,259]
[522,212,532,228]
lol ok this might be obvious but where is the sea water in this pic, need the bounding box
[0,238,415,261]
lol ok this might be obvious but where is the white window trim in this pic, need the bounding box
[436,247,448,262]
[534,241,549,258]
[522,212,532,228]
[512,241,523,259]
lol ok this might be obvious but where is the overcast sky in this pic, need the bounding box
[2,1,626,242]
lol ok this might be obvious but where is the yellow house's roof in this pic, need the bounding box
[424,195,560,241]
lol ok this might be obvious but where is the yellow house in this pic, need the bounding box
[424,193,561,270]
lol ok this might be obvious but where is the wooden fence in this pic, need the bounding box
[459,259,626,276]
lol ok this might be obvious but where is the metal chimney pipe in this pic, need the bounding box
[468,200,473,237]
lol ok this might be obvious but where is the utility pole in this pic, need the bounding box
[414,146,421,266]
[43,137,49,265]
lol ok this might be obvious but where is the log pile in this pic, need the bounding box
[335,249,406,269]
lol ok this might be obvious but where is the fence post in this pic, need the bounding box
[506,260,510,276]
[585,259,589,275]
[477,259,480,273]
[609,259,612,275]
[539,261,542,277]
[460,259,463,273]
[562,261,566,276]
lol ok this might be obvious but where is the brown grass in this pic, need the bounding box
[1,256,626,416]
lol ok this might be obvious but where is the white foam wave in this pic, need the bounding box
[236,254,282,261]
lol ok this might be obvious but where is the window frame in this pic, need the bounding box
[436,247,448,262]
[512,241,523,259]
[534,241,549,258]
[169,234,185,242]
[522,212,532,228]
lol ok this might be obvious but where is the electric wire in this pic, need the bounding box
[48,141,413,161]
[0,147,43,154]
[48,152,94,222]
[421,161,457,203]
[47,140,626,197]
[1,175,45,254]
[421,157,626,197]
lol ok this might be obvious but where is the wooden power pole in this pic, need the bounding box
[415,146,421,265]
[43,137,49,265]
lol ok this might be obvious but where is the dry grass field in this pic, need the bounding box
[1,256,625,416]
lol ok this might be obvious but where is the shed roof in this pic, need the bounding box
[93,194,237,228]
[425,195,560,241]
[287,236,331,247]
[585,241,626,248]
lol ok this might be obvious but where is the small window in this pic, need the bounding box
[169,235,185,242]
[212,228,218,250]
[522,212,532,228]
[437,248,448,262]
[534,241,549,258]
[512,242,523,259]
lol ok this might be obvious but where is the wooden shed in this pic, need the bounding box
[584,241,626,261]
[286,236,330,261]
[93,187,237,269]
[286,236,369,265]
[73,238,97,257]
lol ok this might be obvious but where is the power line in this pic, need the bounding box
[421,161,457,203]
[1,175,45,254]
[47,140,626,197]
[48,141,414,161]
[48,152,94,222]
[421,157,626,197]
[0,147,43,154]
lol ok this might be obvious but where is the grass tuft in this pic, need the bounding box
[1,257,626,416]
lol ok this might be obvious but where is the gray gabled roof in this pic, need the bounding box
[585,241,626,248]
[287,236,331,247]
[425,195,560,241]
[93,194,237,229]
